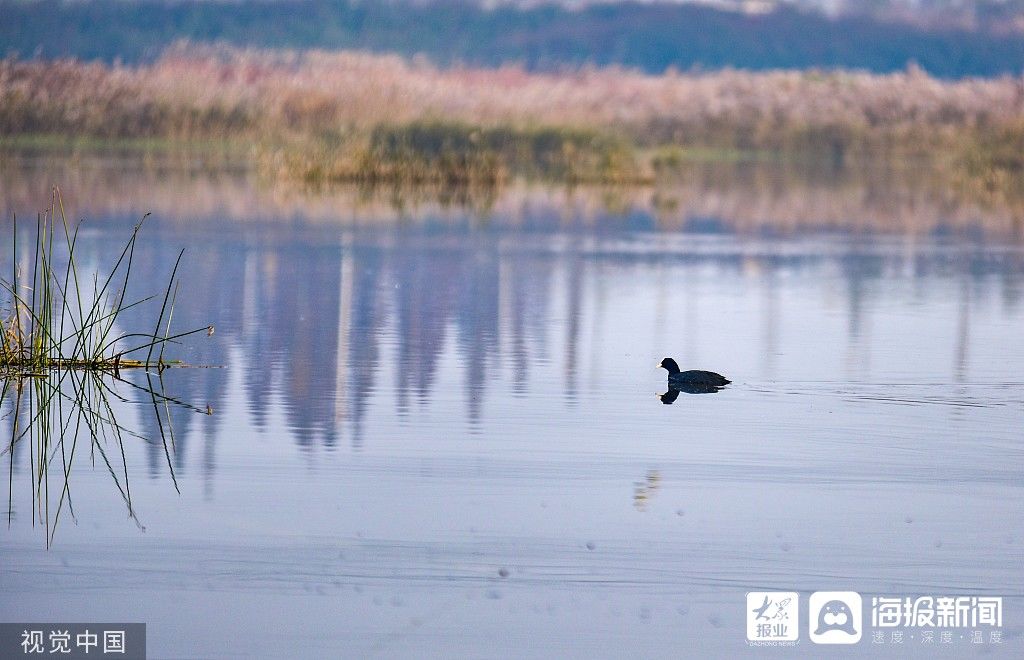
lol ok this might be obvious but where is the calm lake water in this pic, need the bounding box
[2,152,1023,658]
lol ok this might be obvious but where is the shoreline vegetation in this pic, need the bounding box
[2,45,1023,193]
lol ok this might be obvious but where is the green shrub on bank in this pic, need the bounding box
[278,123,649,185]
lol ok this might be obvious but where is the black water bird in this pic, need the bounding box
[658,358,730,390]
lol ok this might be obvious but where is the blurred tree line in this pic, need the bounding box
[2,0,1024,77]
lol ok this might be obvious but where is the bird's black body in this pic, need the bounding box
[658,358,730,394]
[669,369,730,387]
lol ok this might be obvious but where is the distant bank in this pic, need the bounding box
[2,46,1022,193]
[3,0,1024,78]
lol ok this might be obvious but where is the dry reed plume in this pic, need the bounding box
[2,44,1024,182]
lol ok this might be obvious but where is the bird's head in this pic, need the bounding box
[658,357,680,374]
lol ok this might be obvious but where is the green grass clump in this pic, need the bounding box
[1,187,208,375]
[2,187,212,547]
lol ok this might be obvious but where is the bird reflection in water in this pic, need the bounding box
[658,381,727,403]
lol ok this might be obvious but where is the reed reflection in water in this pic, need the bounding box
[2,196,1021,473]
[1,159,1023,658]
[1,368,208,547]
[2,149,1023,239]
